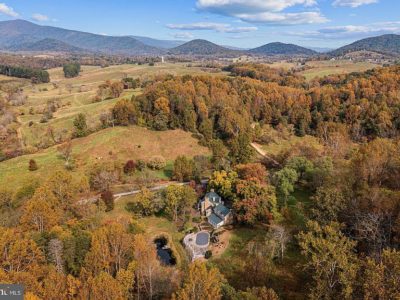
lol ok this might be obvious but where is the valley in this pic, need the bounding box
[0,8,399,300]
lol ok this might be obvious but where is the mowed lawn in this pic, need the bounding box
[0,126,210,190]
[102,195,189,267]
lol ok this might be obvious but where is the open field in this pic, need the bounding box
[8,62,225,148]
[0,126,210,190]
[260,133,323,158]
[248,59,378,80]
[102,194,189,267]
[211,226,309,299]
[300,59,378,80]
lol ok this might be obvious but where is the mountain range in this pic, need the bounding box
[168,39,240,56]
[0,19,399,58]
[249,42,316,56]
[330,34,400,56]
[0,19,160,55]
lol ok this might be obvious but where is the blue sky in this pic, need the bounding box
[0,0,399,48]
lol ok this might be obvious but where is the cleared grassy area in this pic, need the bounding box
[211,226,309,299]
[0,126,210,190]
[261,134,323,158]
[20,90,137,147]
[300,60,377,81]
[9,62,225,148]
[102,195,189,267]
[211,227,267,290]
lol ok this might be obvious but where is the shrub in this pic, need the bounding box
[205,250,212,259]
[101,190,114,212]
[63,63,81,78]
[192,216,201,223]
[28,159,38,171]
[73,113,88,138]
[147,156,166,170]
[123,160,137,174]
[136,159,147,171]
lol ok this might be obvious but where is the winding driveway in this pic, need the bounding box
[250,142,281,167]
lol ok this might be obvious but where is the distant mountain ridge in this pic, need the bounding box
[130,36,185,49]
[169,39,240,56]
[0,19,161,55]
[249,42,316,56]
[330,34,400,56]
[1,19,398,58]
[6,38,88,53]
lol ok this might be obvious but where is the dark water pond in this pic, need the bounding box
[154,237,176,266]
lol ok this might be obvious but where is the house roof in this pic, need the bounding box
[205,191,221,200]
[214,204,230,218]
[208,213,224,226]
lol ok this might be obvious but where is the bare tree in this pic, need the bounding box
[7,89,27,106]
[270,224,290,261]
[48,238,64,273]
[65,83,73,94]
[90,168,119,191]
[57,140,73,168]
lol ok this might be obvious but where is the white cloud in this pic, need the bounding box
[0,3,18,17]
[32,13,49,22]
[333,0,378,8]
[171,32,195,40]
[289,21,400,40]
[195,0,327,25]
[167,22,258,33]
[234,12,327,25]
[197,0,316,13]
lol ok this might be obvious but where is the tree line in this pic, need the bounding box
[0,64,50,83]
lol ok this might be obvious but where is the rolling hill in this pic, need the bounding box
[0,19,161,55]
[169,39,239,56]
[330,34,400,56]
[6,38,88,53]
[249,42,316,56]
[130,36,185,49]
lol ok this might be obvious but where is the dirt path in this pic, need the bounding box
[16,116,25,148]
[250,142,281,167]
[79,179,209,205]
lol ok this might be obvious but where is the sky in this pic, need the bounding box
[0,0,399,49]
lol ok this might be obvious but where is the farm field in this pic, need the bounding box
[8,62,224,148]
[267,59,378,80]
[0,126,210,190]
[300,59,378,80]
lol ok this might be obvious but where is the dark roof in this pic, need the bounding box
[214,204,230,217]
[208,213,224,226]
[196,232,210,246]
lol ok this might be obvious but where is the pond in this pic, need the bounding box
[154,236,176,266]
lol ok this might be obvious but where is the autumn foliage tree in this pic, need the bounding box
[173,155,195,182]
[173,262,224,300]
[298,221,359,300]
